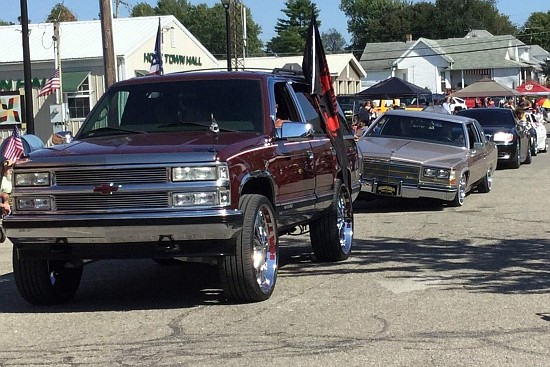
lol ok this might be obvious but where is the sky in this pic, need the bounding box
[2,0,549,45]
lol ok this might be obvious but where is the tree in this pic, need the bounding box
[46,3,77,22]
[0,20,15,26]
[129,1,264,59]
[518,11,550,52]
[321,28,347,52]
[267,0,320,55]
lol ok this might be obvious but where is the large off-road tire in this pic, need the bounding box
[310,178,353,262]
[13,248,83,305]
[220,194,278,303]
[450,173,467,207]
[477,168,493,194]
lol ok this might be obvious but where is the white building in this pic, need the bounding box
[0,15,219,142]
[244,54,366,95]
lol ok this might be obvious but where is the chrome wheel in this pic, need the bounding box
[450,173,467,207]
[336,185,353,255]
[252,203,277,294]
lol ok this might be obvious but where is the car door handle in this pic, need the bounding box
[306,150,314,160]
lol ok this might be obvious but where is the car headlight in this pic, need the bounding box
[14,172,51,186]
[16,197,52,210]
[172,165,229,182]
[423,168,451,179]
[492,132,514,143]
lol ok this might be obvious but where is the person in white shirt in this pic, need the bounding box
[442,96,452,114]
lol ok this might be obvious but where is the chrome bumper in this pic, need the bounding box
[4,210,243,245]
[361,179,456,201]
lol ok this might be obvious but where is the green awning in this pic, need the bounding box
[62,71,90,93]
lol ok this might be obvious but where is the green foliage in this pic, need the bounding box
[129,0,264,58]
[518,11,550,52]
[267,0,319,55]
[46,3,77,22]
[0,20,15,26]
[340,0,517,51]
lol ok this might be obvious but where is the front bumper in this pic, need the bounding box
[495,142,518,162]
[5,210,243,258]
[360,179,456,201]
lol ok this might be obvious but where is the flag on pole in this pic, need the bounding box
[301,9,349,188]
[149,19,164,75]
[3,125,24,162]
[38,69,60,98]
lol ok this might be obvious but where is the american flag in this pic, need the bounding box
[38,69,60,97]
[3,125,25,162]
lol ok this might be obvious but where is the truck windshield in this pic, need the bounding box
[77,79,264,138]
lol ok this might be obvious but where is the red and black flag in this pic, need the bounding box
[301,9,349,189]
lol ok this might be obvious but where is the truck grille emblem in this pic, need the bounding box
[93,183,120,195]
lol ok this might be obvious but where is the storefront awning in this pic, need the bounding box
[62,71,90,93]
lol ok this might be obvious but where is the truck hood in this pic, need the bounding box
[359,137,466,166]
[26,132,264,166]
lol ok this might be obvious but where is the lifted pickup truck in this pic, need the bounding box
[5,69,361,305]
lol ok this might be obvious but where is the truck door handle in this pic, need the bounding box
[306,151,314,160]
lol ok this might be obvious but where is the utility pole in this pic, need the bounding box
[99,0,116,89]
[230,0,246,70]
[20,0,34,134]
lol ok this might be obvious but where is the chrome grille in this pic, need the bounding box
[55,192,169,211]
[55,168,168,185]
[363,159,420,185]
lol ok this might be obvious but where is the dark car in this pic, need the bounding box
[456,107,531,168]
[336,94,365,124]
[5,69,361,305]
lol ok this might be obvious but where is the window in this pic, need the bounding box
[67,77,91,119]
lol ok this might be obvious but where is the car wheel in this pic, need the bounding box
[450,173,467,207]
[524,142,532,164]
[220,194,278,303]
[531,138,538,156]
[310,178,353,262]
[13,248,83,305]
[477,168,493,193]
[510,141,521,169]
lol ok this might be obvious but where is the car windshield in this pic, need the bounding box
[456,108,515,127]
[367,114,466,147]
[77,79,264,138]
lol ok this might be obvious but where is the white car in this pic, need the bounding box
[525,112,548,154]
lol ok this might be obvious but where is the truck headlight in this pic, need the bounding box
[423,168,451,179]
[14,172,51,186]
[172,190,230,206]
[172,165,229,182]
[493,132,514,143]
[16,197,52,210]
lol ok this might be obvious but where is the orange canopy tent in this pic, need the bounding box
[516,81,550,96]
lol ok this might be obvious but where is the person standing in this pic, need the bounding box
[442,96,452,114]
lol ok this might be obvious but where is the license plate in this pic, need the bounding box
[376,184,398,196]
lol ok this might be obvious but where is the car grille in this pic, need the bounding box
[362,159,420,185]
[55,168,168,185]
[55,192,169,211]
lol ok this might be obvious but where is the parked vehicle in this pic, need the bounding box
[356,110,498,206]
[5,69,362,305]
[525,111,548,153]
[456,107,531,168]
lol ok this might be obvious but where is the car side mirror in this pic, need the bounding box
[473,142,483,150]
[279,122,314,139]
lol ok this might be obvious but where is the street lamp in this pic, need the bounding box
[221,0,232,71]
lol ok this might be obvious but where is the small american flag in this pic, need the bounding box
[38,69,60,97]
[3,125,24,162]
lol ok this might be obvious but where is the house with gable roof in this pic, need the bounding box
[359,30,549,95]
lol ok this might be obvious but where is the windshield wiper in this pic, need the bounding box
[158,121,237,132]
[79,126,146,138]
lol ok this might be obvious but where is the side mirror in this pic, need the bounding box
[473,142,483,150]
[279,122,314,139]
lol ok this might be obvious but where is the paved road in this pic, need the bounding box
[1,154,549,366]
